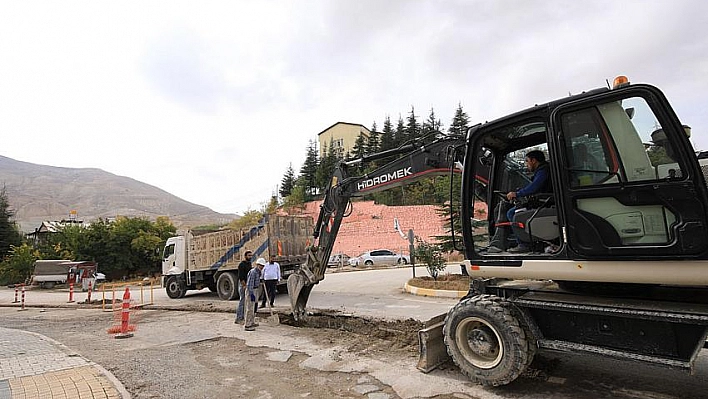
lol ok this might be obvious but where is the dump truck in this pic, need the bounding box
[161,214,312,300]
[288,76,708,386]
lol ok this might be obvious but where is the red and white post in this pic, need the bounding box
[87,281,92,303]
[115,287,134,339]
[19,285,26,311]
[13,285,19,303]
[68,283,75,303]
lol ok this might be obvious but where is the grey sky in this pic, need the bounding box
[1,1,706,215]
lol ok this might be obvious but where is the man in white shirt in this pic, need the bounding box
[260,254,281,307]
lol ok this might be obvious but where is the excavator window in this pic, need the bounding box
[558,93,700,254]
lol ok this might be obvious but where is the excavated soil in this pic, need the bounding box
[281,311,424,355]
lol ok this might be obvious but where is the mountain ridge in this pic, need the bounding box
[0,155,238,232]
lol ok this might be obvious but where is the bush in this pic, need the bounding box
[414,237,446,280]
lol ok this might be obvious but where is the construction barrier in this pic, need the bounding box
[100,281,155,311]
[19,286,26,311]
[107,287,136,338]
[68,283,75,303]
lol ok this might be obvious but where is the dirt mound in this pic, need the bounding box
[281,311,424,354]
[407,274,469,291]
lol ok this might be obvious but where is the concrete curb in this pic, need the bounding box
[403,282,467,298]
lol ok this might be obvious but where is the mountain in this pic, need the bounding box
[0,155,238,232]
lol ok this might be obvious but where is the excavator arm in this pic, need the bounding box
[288,135,467,320]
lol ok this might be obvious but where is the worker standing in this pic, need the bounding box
[261,254,281,308]
[244,258,265,331]
[234,251,253,324]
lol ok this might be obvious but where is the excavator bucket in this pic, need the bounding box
[417,313,450,372]
[287,272,315,321]
[288,246,323,321]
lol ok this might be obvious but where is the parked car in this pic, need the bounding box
[328,253,350,267]
[348,249,410,267]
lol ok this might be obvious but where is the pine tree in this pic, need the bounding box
[422,107,443,141]
[379,116,395,152]
[448,102,471,136]
[279,163,296,198]
[299,140,320,200]
[366,121,380,155]
[316,139,339,194]
[394,115,406,147]
[0,186,22,260]
[404,106,420,142]
[351,133,367,159]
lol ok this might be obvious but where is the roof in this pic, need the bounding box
[317,122,371,136]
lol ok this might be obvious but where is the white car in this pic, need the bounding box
[348,249,410,267]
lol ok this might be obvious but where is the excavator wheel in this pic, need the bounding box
[443,294,532,386]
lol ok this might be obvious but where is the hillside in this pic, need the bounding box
[0,155,237,232]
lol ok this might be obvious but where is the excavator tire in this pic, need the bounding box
[443,294,531,386]
[216,272,238,300]
[165,276,187,299]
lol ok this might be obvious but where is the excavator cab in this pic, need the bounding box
[462,78,708,264]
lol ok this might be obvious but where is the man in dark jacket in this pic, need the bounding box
[234,251,253,324]
[488,150,551,253]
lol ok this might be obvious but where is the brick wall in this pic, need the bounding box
[285,200,487,258]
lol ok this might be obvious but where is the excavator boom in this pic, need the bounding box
[288,136,467,320]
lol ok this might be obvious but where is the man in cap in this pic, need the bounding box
[244,257,266,331]
[234,250,253,324]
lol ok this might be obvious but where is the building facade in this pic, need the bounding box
[318,122,371,158]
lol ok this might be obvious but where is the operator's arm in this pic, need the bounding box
[516,167,549,197]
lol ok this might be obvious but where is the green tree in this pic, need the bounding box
[351,132,368,159]
[366,121,380,155]
[422,107,443,140]
[279,163,296,198]
[0,186,22,259]
[404,106,421,142]
[414,237,446,280]
[300,140,320,200]
[0,243,38,285]
[316,139,338,193]
[228,209,265,230]
[448,102,470,136]
[379,116,395,152]
[394,115,406,148]
[282,182,306,211]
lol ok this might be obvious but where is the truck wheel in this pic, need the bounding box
[443,294,531,386]
[216,272,238,300]
[44,281,55,289]
[165,276,187,299]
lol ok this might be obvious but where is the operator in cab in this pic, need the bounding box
[488,150,551,254]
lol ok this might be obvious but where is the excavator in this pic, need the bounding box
[287,76,708,386]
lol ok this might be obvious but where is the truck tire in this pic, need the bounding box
[165,276,187,299]
[216,272,238,300]
[44,282,55,289]
[443,294,532,386]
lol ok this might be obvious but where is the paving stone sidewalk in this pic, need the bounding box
[0,326,128,399]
